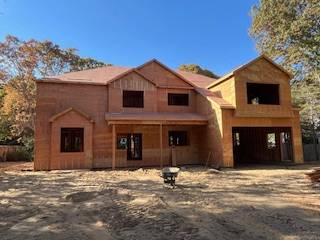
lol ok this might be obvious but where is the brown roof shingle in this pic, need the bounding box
[196,88,234,109]
[39,62,218,88]
[42,65,132,85]
[176,70,217,88]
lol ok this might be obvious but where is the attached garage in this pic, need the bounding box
[232,127,293,165]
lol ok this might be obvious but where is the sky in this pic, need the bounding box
[0,0,259,76]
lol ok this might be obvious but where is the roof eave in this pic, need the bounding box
[38,78,107,86]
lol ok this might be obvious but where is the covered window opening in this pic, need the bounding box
[116,133,142,160]
[168,93,189,106]
[267,133,276,149]
[123,90,144,108]
[169,131,189,146]
[60,128,84,152]
[247,83,280,105]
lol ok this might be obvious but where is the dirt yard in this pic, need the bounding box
[0,162,320,240]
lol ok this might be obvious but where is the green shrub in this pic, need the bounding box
[6,147,31,161]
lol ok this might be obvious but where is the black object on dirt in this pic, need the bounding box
[161,167,180,187]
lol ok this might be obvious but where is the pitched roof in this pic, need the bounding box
[207,55,293,89]
[38,59,234,109]
[107,68,158,86]
[42,65,132,85]
[177,70,217,88]
[196,88,234,109]
[136,59,198,88]
[38,60,218,89]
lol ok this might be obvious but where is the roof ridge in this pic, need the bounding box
[177,70,218,80]
[46,65,131,78]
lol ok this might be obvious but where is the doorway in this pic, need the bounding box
[127,134,142,160]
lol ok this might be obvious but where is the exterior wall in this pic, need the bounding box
[196,94,224,166]
[157,88,197,113]
[209,77,236,106]
[234,58,293,118]
[50,111,93,170]
[108,72,157,113]
[218,109,304,167]
[108,71,199,114]
[35,82,111,170]
[291,110,304,164]
[114,125,203,168]
[137,61,192,88]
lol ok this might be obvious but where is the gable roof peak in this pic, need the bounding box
[135,58,164,70]
[49,107,94,123]
[207,54,293,89]
[234,54,293,78]
[136,58,198,89]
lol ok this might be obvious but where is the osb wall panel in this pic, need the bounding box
[196,94,224,167]
[35,82,110,170]
[50,111,93,170]
[220,108,304,167]
[291,110,304,163]
[157,88,197,113]
[138,61,192,88]
[111,72,156,91]
[234,58,293,118]
[114,125,202,168]
[108,72,157,113]
[221,110,234,167]
[209,77,236,106]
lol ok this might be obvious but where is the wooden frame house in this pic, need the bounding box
[34,55,304,170]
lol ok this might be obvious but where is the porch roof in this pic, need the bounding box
[105,112,208,125]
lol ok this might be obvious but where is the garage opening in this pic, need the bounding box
[232,127,293,165]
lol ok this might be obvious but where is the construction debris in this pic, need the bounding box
[306,168,320,183]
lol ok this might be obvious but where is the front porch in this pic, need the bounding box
[105,112,208,169]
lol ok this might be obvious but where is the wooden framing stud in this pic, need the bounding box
[112,124,116,170]
[160,123,163,168]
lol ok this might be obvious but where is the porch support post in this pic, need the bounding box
[112,124,116,170]
[160,123,163,168]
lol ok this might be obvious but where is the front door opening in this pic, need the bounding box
[232,127,293,165]
[127,133,142,160]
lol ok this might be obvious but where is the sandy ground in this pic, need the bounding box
[0,162,320,240]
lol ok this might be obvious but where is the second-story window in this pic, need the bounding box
[123,90,144,108]
[168,93,189,106]
[247,83,280,105]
